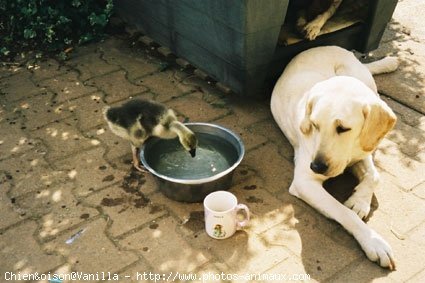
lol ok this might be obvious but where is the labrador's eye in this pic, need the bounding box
[312,122,319,131]
[336,125,351,134]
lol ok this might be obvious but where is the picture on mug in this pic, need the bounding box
[213,224,226,238]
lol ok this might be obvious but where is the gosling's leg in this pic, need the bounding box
[131,144,147,173]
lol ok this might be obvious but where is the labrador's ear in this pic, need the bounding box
[300,94,316,135]
[360,101,397,152]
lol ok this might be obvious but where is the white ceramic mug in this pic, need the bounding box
[203,191,250,239]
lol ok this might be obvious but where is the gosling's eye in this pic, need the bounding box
[336,125,351,134]
[312,122,319,130]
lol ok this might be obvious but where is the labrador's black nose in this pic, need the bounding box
[310,159,328,174]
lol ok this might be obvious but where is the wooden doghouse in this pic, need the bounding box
[115,0,398,97]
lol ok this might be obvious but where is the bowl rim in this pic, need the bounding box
[140,122,245,185]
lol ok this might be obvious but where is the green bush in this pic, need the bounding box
[0,0,113,60]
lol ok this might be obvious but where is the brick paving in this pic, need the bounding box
[1,1,425,282]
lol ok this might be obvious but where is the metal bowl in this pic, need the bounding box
[140,123,244,202]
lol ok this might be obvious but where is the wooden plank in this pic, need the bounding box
[175,58,192,69]
[157,46,173,57]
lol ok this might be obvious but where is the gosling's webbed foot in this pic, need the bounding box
[133,163,148,173]
[131,144,147,173]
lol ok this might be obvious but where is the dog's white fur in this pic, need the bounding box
[271,46,397,269]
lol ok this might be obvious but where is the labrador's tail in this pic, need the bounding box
[364,57,399,75]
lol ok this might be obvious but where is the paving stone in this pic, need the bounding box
[101,45,161,81]
[86,125,130,163]
[265,257,318,282]
[198,88,230,109]
[373,172,425,234]
[66,52,121,81]
[149,192,202,221]
[0,150,67,198]
[260,218,361,281]
[409,269,425,283]
[166,92,230,122]
[226,98,272,127]
[191,231,289,274]
[14,182,98,240]
[107,154,141,177]
[0,221,63,275]
[118,260,155,281]
[0,122,36,161]
[18,91,76,131]
[68,93,107,131]
[229,184,299,234]
[231,164,259,186]
[392,0,425,41]
[86,70,148,104]
[54,147,127,197]
[195,262,231,282]
[249,119,295,160]
[410,221,425,248]
[85,184,166,238]
[379,20,411,44]
[179,75,226,99]
[120,217,210,272]
[388,240,425,283]
[148,192,203,237]
[0,173,25,229]
[7,98,46,115]
[213,116,269,151]
[328,259,397,283]
[0,70,43,102]
[140,70,194,101]
[30,58,70,81]
[0,103,8,123]
[0,66,13,79]
[375,139,425,191]
[413,115,425,132]
[43,218,138,280]
[243,143,294,195]
[171,68,193,82]
[69,41,100,58]
[413,182,425,200]
[386,116,425,157]
[374,53,425,114]
[293,200,364,249]
[30,118,100,161]
[39,71,97,103]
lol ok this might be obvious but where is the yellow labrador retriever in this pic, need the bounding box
[271,46,397,269]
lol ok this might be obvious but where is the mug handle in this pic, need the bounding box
[235,204,250,230]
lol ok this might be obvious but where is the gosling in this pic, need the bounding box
[103,99,197,172]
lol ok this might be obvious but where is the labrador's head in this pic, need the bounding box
[300,77,396,178]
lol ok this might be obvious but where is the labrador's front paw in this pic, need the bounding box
[344,192,371,220]
[357,229,396,270]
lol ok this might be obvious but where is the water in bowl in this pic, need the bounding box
[147,133,239,180]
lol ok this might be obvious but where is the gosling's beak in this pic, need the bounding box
[189,148,196,158]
